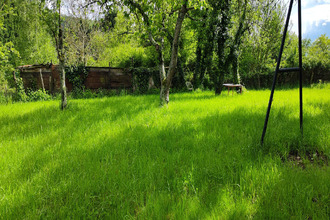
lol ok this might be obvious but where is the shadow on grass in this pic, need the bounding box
[170,92,220,102]
[1,97,329,218]
[0,95,159,140]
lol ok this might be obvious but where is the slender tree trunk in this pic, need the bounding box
[57,0,67,110]
[127,0,188,105]
[193,38,202,88]
[59,62,67,109]
[232,53,239,84]
[162,3,188,104]
[39,69,45,91]
[310,70,314,84]
[158,38,167,106]
[257,73,261,89]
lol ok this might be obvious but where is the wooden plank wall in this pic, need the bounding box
[18,65,132,92]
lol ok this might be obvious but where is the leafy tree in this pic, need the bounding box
[88,11,149,68]
[239,0,285,88]
[192,0,251,94]
[305,34,330,84]
[42,0,67,109]
[91,0,207,105]
[1,0,57,65]
[65,0,99,66]
[0,2,20,91]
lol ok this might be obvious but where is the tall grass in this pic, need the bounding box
[0,86,329,219]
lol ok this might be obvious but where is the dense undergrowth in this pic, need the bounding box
[0,86,329,219]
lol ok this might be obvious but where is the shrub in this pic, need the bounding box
[26,89,51,102]
[13,77,28,102]
[0,92,13,104]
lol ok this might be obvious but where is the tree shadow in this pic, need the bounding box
[0,96,159,141]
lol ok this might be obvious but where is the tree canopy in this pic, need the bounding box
[0,0,329,104]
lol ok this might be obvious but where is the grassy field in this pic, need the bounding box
[0,86,329,219]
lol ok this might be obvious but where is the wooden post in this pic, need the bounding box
[50,64,55,94]
[109,62,111,89]
[49,76,52,93]
[39,68,45,91]
[12,71,18,92]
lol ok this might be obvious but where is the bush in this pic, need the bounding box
[311,80,328,89]
[26,89,51,102]
[0,92,13,104]
[13,77,28,102]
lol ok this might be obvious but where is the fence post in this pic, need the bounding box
[39,68,45,91]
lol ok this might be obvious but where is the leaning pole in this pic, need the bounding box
[261,0,303,145]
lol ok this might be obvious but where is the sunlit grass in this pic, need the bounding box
[0,86,329,219]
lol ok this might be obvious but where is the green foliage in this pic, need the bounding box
[311,80,327,89]
[26,89,51,102]
[240,33,330,88]
[0,26,20,90]
[2,0,57,65]
[86,11,151,68]
[238,0,285,88]
[0,92,12,104]
[66,64,89,91]
[305,35,330,71]
[13,77,27,102]
[131,67,160,93]
[0,87,329,218]
[11,76,51,102]
[1,0,328,96]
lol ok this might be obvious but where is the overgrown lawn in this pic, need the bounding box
[0,86,329,219]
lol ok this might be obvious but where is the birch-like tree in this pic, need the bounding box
[91,0,207,105]
[43,0,67,109]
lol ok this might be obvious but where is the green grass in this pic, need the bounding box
[0,86,329,219]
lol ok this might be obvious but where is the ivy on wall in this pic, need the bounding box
[131,67,160,94]
[65,64,89,91]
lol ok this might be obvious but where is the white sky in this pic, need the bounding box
[291,0,330,39]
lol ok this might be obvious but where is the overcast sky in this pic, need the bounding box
[290,0,330,41]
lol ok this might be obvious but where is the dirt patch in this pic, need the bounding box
[287,150,328,168]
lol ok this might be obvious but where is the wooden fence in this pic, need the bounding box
[17,64,132,92]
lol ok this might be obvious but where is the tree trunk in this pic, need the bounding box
[59,62,67,110]
[57,0,67,110]
[176,57,186,89]
[153,35,167,105]
[193,38,202,88]
[162,3,188,104]
[159,50,167,105]
[39,69,45,91]
[310,70,314,84]
[232,53,239,84]
[215,70,225,95]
